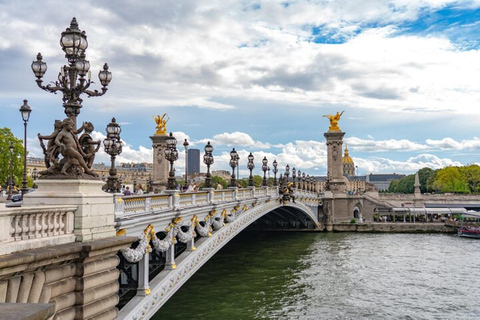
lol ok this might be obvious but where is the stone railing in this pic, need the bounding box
[114,187,321,218]
[0,205,77,255]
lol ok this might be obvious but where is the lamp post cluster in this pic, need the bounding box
[31,17,112,125]
[165,133,179,190]
[203,142,214,188]
[103,118,122,193]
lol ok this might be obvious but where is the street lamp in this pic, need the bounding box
[103,117,122,193]
[229,148,238,187]
[203,141,214,188]
[165,132,178,190]
[285,164,290,184]
[7,142,14,201]
[19,100,32,199]
[292,167,296,188]
[183,139,189,185]
[133,173,137,194]
[247,153,255,187]
[31,18,112,127]
[272,160,278,186]
[297,170,301,189]
[302,172,306,191]
[262,157,268,187]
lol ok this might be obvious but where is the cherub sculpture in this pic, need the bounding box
[323,111,344,132]
[153,113,169,135]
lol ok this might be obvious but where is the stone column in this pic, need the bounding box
[150,134,170,193]
[324,131,348,193]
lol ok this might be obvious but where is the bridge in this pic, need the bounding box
[115,187,320,319]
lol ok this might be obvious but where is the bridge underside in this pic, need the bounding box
[247,206,319,230]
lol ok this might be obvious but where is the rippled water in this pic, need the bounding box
[153,232,480,320]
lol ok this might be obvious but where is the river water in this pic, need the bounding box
[153,232,480,320]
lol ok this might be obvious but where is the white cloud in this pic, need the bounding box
[346,136,428,152]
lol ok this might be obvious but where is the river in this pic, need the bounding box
[153,232,480,319]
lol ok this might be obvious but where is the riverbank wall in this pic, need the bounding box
[333,222,457,233]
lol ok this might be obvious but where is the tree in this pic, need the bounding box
[459,164,480,193]
[0,128,24,188]
[436,166,464,193]
[211,176,228,189]
[418,167,435,193]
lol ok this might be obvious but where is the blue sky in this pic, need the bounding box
[1,0,480,178]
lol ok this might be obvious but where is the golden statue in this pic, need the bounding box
[323,111,344,132]
[153,113,169,135]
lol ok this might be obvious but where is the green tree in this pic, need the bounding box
[459,164,480,193]
[436,166,464,193]
[0,128,24,188]
[418,167,435,193]
[210,176,228,189]
[253,175,263,187]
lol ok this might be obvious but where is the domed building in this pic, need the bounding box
[342,144,355,177]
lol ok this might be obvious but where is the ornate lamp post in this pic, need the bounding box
[31,18,112,127]
[262,157,268,187]
[292,167,296,188]
[103,118,122,193]
[247,153,255,187]
[183,139,189,185]
[165,133,178,190]
[297,170,301,189]
[19,100,32,198]
[203,141,214,188]
[133,173,137,194]
[306,175,311,191]
[285,164,290,185]
[7,142,14,200]
[272,160,278,186]
[302,172,306,191]
[229,148,238,187]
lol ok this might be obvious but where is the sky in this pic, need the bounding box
[1,0,480,178]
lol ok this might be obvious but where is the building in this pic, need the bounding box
[342,144,355,176]
[187,149,200,175]
[366,173,406,191]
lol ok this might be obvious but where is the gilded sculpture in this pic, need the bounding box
[153,113,169,135]
[323,111,344,132]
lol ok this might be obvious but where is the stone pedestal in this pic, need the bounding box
[324,131,348,193]
[150,134,170,193]
[22,179,115,242]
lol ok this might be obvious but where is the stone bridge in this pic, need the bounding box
[115,187,320,319]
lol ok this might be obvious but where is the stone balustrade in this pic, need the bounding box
[114,187,315,218]
[0,205,77,255]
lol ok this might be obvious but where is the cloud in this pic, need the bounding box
[345,136,428,152]
[212,132,270,149]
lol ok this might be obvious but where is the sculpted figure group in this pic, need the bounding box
[38,118,101,178]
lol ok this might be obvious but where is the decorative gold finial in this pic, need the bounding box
[323,111,344,132]
[153,113,169,135]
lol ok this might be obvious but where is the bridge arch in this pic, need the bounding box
[118,200,319,319]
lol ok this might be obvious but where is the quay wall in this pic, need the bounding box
[333,222,457,233]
